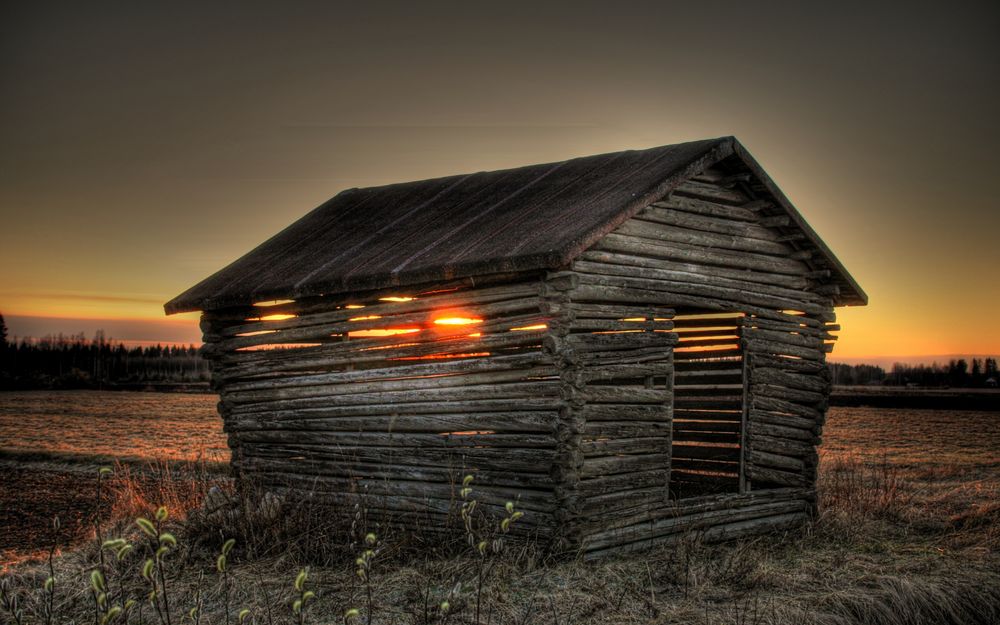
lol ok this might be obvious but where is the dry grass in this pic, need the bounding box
[3,407,1000,625]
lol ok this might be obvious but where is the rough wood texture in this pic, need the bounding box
[166,137,864,314]
[562,165,839,554]
[202,274,566,537]
[185,154,852,558]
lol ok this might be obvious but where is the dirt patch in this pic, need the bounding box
[0,466,98,565]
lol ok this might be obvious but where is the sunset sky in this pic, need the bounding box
[2,2,998,365]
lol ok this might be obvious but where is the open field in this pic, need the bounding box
[0,391,227,463]
[1,394,999,624]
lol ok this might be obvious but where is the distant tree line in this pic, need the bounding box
[0,313,209,390]
[828,363,887,386]
[830,358,999,388]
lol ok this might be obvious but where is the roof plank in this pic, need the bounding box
[165,137,866,313]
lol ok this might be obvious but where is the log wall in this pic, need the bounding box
[199,273,568,538]
[196,160,840,556]
[570,163,836,555]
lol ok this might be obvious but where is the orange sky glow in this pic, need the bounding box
[2,3,998,365]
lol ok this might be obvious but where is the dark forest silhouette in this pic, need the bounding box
[0,313,209,390]
[823,359,998,388]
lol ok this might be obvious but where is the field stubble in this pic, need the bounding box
[1,406,999,624]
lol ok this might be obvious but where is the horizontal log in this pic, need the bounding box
[653,196,756,221]
[752,396,825,421]
[743,317,836,339]
[749,409,818,433]
[578,469,670,497]
[573,344,674,365]
[582,436,672,457]
[252,472,556,514]
[566,302,676,319]
[749,450,805,472]
[615,220,793,256]
[584,510,809,558]
[690,168,726,183]
[672,180,749,204]
[581,363,672,383]
[749,353,831,376]
[745,327,825,349]
[749,433,814,457]
[759,215,790,227]
[674,348,742,361]
[572,284,783,329]
[580,404,671,421]
[751,383,826,405]
[571,319,674,332]
[240,442,555,474]
[225,349,549,392]
[582,485,670,516]
[583,420,672,438]
[226,380,561,411]
[226,365,556,404]
[239,456,555,490]
[229,399,562,422]
[582,498,807,554]
[581,453,671,478]
[230,429,556,449]
[577,486,810,538]
[232,411,558,434]
[636,205,780,239]
[566,332,676,352]
[743,337,825,361]
[579,249,813,290]
[581,386,671,404]
[751,367,831,394]
[738,197,773,209]
[595,233,810,277]
[651,193,758,219]
[746,465,808,487]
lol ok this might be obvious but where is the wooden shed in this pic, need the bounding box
[166,136,866,557]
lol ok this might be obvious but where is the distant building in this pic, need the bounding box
[167,137,866,557]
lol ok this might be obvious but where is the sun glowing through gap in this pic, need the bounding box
[256,314,296,321]
[348,328,421,338]
[379,296,416,302]
[253,300,295,307]
[433,317,483,326]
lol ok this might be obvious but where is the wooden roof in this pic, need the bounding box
[166,137,866,314]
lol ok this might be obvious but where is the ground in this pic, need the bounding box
[1,406,999,624]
